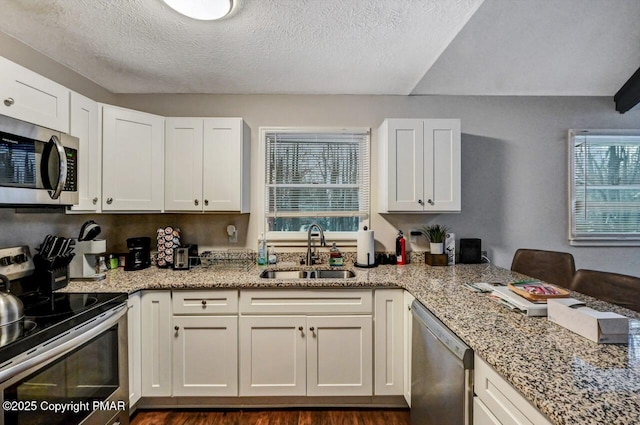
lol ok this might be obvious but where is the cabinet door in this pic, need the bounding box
[172,316,238,396]
[140,291,172,396]
[202,118,249,212]
[165,118,204,211]
[374,289,404,396]
[239,316,306,396]
[403,291,415,406]
[382,119,424,212]
[69,92,101,212]
[0,56,70,132]
[474,397,503,425]
[423,119,461,212]
[307,315,372,396]
[102,105,164,211]
[127,292,142,407]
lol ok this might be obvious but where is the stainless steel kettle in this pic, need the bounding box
[0,274,24,326]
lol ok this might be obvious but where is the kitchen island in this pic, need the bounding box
[64,262,640,425]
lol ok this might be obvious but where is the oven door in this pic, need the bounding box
[0,304,128,425]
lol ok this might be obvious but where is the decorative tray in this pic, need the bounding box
[507,280,570,303]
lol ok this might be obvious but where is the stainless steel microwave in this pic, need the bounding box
[0,114,78,206]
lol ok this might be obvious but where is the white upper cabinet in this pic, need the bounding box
[102,105,164,211]
[69,91,101,212]
[0,56,70,133]
[379,118,461,213]
[165,117,250,213]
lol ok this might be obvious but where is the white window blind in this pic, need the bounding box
[264,128,370,237]
[569,130,640,246]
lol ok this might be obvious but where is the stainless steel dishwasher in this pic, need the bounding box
[411,299,473,425]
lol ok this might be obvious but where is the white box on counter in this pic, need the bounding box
[547,298,629,344]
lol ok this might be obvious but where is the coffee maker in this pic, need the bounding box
[124,237,151,271]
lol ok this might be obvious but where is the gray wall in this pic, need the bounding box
[2,38,639,276]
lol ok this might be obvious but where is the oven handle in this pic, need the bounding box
[0,304,127,383]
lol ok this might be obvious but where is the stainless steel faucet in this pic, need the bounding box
[306,223,326,265]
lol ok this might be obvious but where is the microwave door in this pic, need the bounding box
[40,135,67,200]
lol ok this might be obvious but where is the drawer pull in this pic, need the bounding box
[4,97,15,107]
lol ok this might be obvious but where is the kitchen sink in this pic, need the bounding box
[259,269,355,279]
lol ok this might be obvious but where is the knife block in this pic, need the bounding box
[69,239,107,280]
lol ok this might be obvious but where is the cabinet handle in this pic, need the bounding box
[174,325,179,336]
[408,305,411,311]
[106,198,113,205]
[4,97,14,107]
[201,300,207,307]
[309,326,316,337]
[427,199,434,205]
[204,199,209,206]
[418,199,424,206]
[194,199,199,206]
[298,326,303,331]
[92,197,98,205]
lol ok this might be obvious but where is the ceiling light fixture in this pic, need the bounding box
[163,0,233,21]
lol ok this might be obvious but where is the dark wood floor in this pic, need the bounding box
[130,408,410,425]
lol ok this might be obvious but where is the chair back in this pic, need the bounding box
[510,249,576,288]
[570,269,640,312]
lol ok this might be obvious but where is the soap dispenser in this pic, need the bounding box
[329,242,344,267]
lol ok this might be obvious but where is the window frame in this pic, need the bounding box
[259,126,370,246]
[568,129,640,246]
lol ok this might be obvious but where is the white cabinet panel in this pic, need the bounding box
[172,290,238,315]
[474,397,503,425]
[475,355,552,425]
[403,291,415,406]
[0,56,70,132]
[239,315,307,396]
[307,315,372,396]
[102,105,164,211]
[69,91,100,212]
[165,118,203,211]
[127,292,141,407]
[172,315,238,396]
[140,291,172,396]
[239,289,372,315]
[164,117,249,212]
[379,118,461,213]
[374,289,404,396]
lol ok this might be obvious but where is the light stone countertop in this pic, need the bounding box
[63,262,640,425]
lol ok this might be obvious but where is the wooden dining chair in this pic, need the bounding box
[510,249,576,288]
[570,269,640,312]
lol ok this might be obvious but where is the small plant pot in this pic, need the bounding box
[430,242,444,254]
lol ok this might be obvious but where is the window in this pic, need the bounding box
[569,130,640,246]
[261,128,370,242]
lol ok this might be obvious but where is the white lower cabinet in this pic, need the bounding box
[474,396,502,425]
[127,292,141,407]
[373,289,404,396]
[239,314,372,397]
[239,289,374,398]
[474,355,552,425]
[239,315,307,396]
[172,315,238,396]
[140,291,172,397]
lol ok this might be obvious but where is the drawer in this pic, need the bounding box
[239,289,372,314]
[172,290,238,315]
[474,355,552,425]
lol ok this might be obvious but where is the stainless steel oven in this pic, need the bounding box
[0,303,128,425]
[0,114,78,206]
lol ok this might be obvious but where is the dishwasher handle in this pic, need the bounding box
[411,299,473,369]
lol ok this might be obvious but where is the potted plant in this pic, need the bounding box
[421,224,449,254]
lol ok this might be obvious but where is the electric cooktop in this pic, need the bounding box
[0,292,127,366]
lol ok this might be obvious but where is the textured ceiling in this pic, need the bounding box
[0,0,637,96]
[413,0,640,96]
[0,0,484,94]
